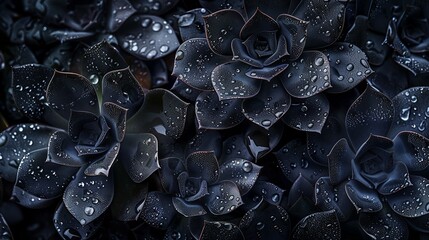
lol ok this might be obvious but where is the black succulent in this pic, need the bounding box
[172,0,373,132]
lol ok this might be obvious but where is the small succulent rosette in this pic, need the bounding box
[172,0,373,133]
[0,41,190,239]
[277,84,429,238]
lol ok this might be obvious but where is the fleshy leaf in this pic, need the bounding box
[12,64,54,120]
[293,0,345,48]
[116,15,179,60]
[84,142,120,177]
[47,131,86,167]
[102,67,145,117]
[172,38,229,91]
[359,206,409,240]
[14,148,77,201]
[205,181,243,215]
[102,102,128,143]
[200,221,244,240]
[172,197,207,217]
[323,43,373,93]
[292,210,341,240]
[220,135,254,164]
[130,0,179,15]
[244,64,289,81]
[211,61,262,100]
[203,9,245,56]
[287,174,314,207]
[394,55,429,75]
[195,91,245,130]
[245,123,283,160]
[159,157,186,194]
[110,164,148,221]
[387,176,429,218]
[277,14,309,61]
[251,181,285,205]
[0,214,12,239]
[282,93,329,133]
[315,177,354,221]
[0,124,59,181]
[244,0,290,19]
[307,116,348,166]
[140,191,175,229]
[280,51,331,98]
[171,79,202,102]
[127,89,189,139]
[389,87,429,139]
[275,139,328,183]
[106,0,136,32]
[242,80,291,129]
[377,161,411,195]
[63,167,114,225]
[178,8,210,41]
[240,9,278,40]
[46,71,99,120]
[54,203,104,240]
[240,204,290,240]
[186,151,219,184]
[218,159,262,195]
[345,179,383,213]
[393,131,429,172]
[345,85,394,150]
[327,138,353,185]
[185,130,222,158]
[119,133,159,183]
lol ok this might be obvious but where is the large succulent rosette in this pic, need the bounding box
[172,0,373,132]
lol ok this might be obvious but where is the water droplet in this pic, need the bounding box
[315,57,324,66]
[400,107,411,121]
[159,45,169,53]
[80,219,86,225]
[89,74,99,85]
[171,231,181,240]
[261,120,271,127]
[310,75,318,82]
[152,22,162,32]
[146,50,158,59]
[84,206,94,216]
[242,162,252,173]
[178,13,195,27]
[256,222,265,230]
[346,63,354,71]
[419,120,426,132]
[360,59,369,68]
[0,135,6,146]
[141,18,152,27]
[175,50,184,60]
[301,106,308,112]
[271,193,280,203]
[337,75,344,81]
[411,95,418,103]
[307,123,314,128]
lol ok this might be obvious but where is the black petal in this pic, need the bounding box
[0,124,59,181]
[63,167,114,225]
[287,174,315,207]
[243,80,291,129]
[345,85,393,150]
[359,206,409,240]
[345,179,382,213]
[389,87,429,139]
[211,61,262,100]
[292,210,341,240]
[245,123,283,160]
[275,139,328,184]
[386,175,429,218]
[54,203,104,240]
[244,0,290,19]
[116,15,179,60]
[220,134,254,164]
[47,131,86,167]
[203,9,245,56]
[394,54,429,75]
[323,43,374,93]
[159,157,185,194]
[0,214,12,239]
[240,9,278,39]
[106,0,136,32]
[172,197,207,217]
[280,51,331,98]
[12,64,55,120]
[200,221,244,240]
[218,159,262,195]
[102,67,145,117]
[130,0,179,15]
[14,148,76,202]
[315,177,354,221]
[101,103,127,143]
[195,91,245,130]
[293,0,345,48]
[127,89,189,139]
[119,133,159,183]
[240,204,290,240]
[185,130,222,158]
[393,131,429,172]
[140,191,175,229]
[327,138,353,185]
[171,79,202,102]
[172,38,229,91]
[251,181,285,205]
[46,71,99,120]
[282,93,329,133]
[84,142,120,177]
[186,151,219,184]
[178,8,210,41]
[277,14,309,61]
[110,164,148,221]
[205,181,243,215]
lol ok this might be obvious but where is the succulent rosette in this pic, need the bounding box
[0,41,190,239]
[172,0,373,132]
[277,84,429,238]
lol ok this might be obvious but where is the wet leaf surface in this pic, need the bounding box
[292,210,341,240]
